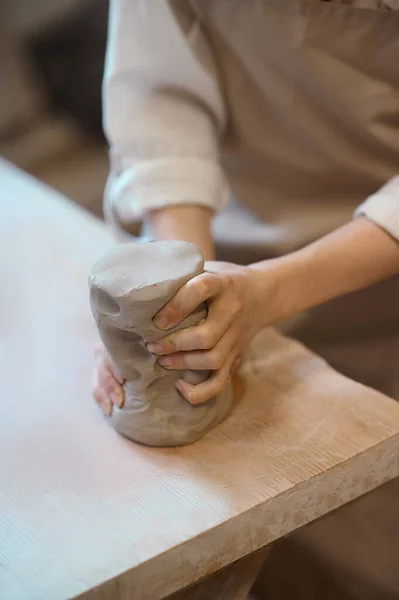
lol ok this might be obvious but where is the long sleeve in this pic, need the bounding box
[102,0,229,231]
[355,176,399,241]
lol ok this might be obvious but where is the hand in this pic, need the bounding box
[91,343,125,415]
[147,261,269,405]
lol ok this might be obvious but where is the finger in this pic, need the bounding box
[158,327,238,371]
[95,345,124,385]
[175,352,236,405]
[153,272,222,331]
[93,345,125,408]
[92,386,113,416]
[147,297,236,355]
[98,365,125,408]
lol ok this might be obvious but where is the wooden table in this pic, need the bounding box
[1,159,399,600]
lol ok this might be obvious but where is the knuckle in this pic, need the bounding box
[208,349,223,370]
[188,389,206,405]
[212,376,227,396]
[198,327,216,350]
[164,337,178,353]
[199,272,218,296]
[232,298,244,316]
[187,394,199,406]
[198,383,222,404]
[198,277,212,297]
[223,274,234,289]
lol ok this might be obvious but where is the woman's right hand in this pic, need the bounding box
[92,344,125,415]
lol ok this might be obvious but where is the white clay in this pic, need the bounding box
[89,241,232,446]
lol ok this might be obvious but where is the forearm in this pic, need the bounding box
[147,205,215,261]
[103,1,227,254]
[251,217,399,327]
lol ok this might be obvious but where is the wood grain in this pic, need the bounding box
[1,160,399,600]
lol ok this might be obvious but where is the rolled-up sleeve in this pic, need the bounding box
[355,176,399,241]
[103,0,228,230]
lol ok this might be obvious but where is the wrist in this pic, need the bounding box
[147,205,215,260]
[249,217,399,329]
[249,253,312,329]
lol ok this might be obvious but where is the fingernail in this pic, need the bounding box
[159,356,172,368]
[154,316,169,330]
[147,342,164,354]
[111,390,124,408]
[176,379,195,403]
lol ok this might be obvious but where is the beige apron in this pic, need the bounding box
[169,1,399,598]
[170,0,399,399]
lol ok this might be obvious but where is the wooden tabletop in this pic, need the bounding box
[1,159,399,600]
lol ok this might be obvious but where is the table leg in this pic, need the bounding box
[166,547,270,600]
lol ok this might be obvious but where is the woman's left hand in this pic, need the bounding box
[146,218,399,407]
[146,261,269,405]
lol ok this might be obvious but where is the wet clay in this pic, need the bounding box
[89,241,232,446]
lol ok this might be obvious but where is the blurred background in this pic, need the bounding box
[1,0,109,216]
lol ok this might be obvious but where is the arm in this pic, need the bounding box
[94,0,225,413]
[103,0,227,258]
[256,176,399,322]
[251,215,399,326]
[94,212,399,411]
[151,188,399,405]
[148,206,215,260]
